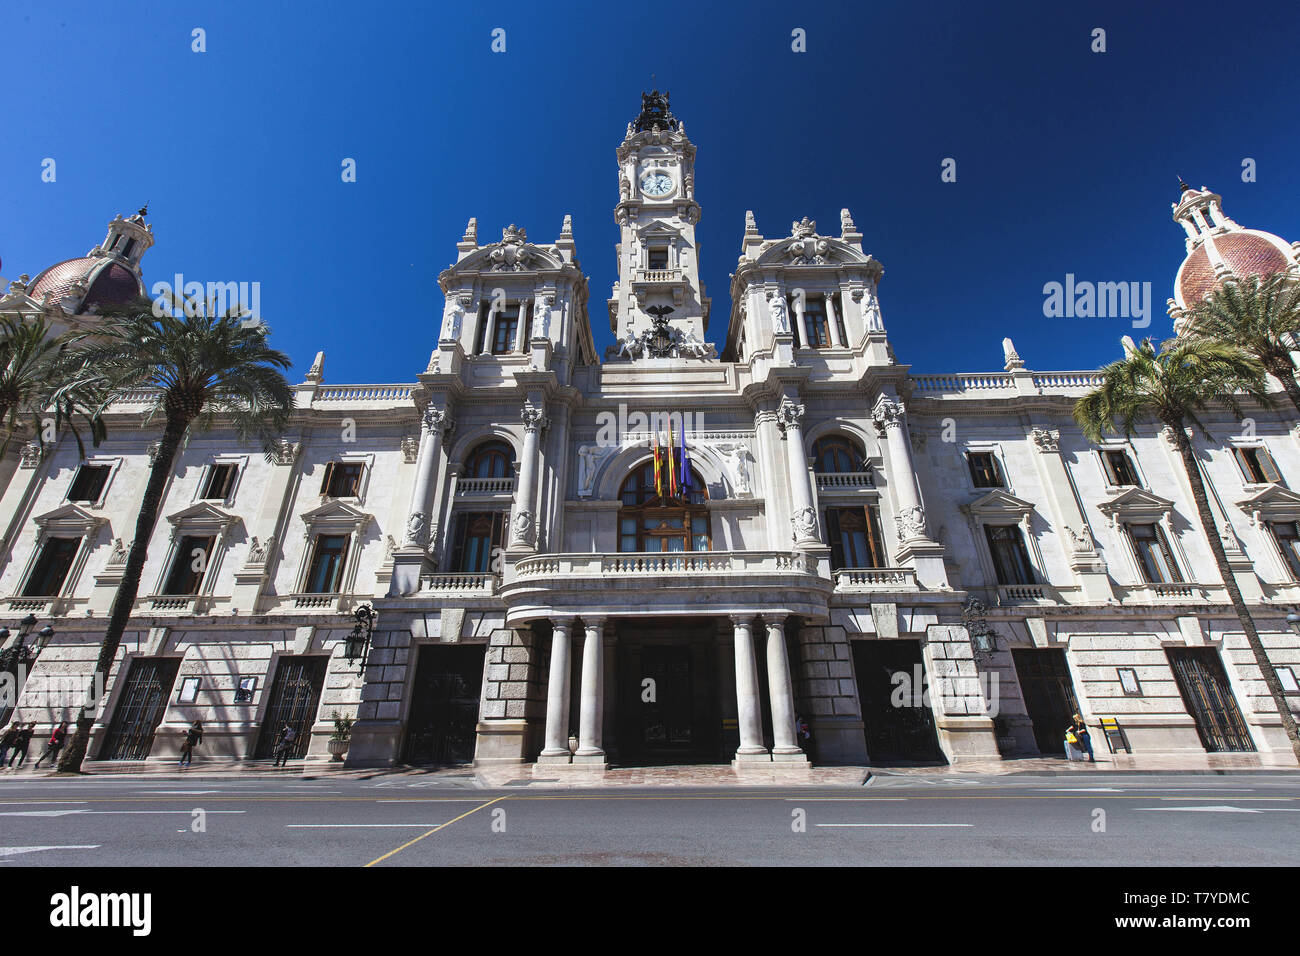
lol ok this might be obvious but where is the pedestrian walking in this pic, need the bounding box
[1070,713,1095,763]
[796,714,813,759]
[8,722,35,768]
[179,720,203,767]
[272,723,297,767]
[0,723,18,766]
[33,721,68,769]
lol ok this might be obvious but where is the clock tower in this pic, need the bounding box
[608,90,712,356]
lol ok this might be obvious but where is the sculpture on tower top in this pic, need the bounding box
[633,90,679,133]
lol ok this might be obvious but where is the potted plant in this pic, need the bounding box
[328,711,353,761]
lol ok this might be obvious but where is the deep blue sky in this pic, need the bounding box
[3,0,1298,383]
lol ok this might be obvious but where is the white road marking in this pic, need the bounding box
[0,845,100,857]
[1138,805,1264,813]
[0,809,245,817]
[0,801,88,805]
[816,823,974,828]
[286,823,452,828]
[381,798,496,803]
[1042,787,1127,792]
[1159,796,1296,801]
[783,798,907,801]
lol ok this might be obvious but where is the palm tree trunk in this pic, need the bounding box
[1262,356,1300,417]
[57,415,189,773]
[1168,419,1300,761]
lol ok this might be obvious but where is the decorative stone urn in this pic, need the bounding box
[327,739,349,761]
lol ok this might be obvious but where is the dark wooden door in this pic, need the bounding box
[403,645,484,764]
[852,640,944,761]
[1011,648,1080,755]
[640,644,694,753]
[255,656,327,759]
[1167,647,1255,752]
[100,657,181,760]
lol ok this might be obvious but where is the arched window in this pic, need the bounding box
[812,435,866,474]
[465,440,515,479]
[618,461,710,553]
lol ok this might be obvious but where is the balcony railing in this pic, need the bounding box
[816,472,875,491]
[996,583,1056,605]
[455,477,516,496]
[634,268,683,284]
[419,572,496,595]
[292,593,343,610]
[834,568,918,590]
[512,550,815,581]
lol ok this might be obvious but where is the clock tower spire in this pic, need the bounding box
[608,91,711,356]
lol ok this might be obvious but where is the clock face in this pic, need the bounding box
[640,172,673,198]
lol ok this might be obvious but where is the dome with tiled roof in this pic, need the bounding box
[1170,184,1298,313]
[22,208,153,315]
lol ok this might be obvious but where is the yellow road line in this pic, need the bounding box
[364,795,510,868]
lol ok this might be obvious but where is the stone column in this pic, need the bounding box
[732,615,768,761]
[776,396,820,548]
[573,617,607,765]
[792,294,810,348]
[872,394,928,543]
[509,399,548,551]
[763,614,806,761]
[513,300,528,354]
[538,617,574,763]
[824,292,844,348]
[390,407,452,595]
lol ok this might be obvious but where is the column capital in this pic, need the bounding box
[729,614,755,629]
[521,399,550,434]
[871,394,906,433]
[759,613,787,628]
[1029,426,1060,453]
[775,396,805,433]
[581,616,607,631]
[422,405,454,435]
[550,616,574,633]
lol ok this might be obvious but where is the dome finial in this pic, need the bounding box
[1177,176,1191,192]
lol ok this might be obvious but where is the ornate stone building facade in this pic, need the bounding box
[2,93,1298,770]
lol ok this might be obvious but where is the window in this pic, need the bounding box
[491,304,520,355]
[22,537,81,596]
[466,441,515,479]
[1235,446,1283,486]
[161,534,216,595]
[826,506,888,569]
[647,247,669,270]
[968,452,1004,489]
[200,463,238,500]
[1127,523,1182,584]
[803,297,831,348]
[617,461,710,553]
[1278,666,1300,694]
[304,534,350,593]
[1270,521,1300,581]
[984,525,1034,585]
[812,436,865,474]
[1101,449,1140,487]
[68,465,111,503]
[320,462,364,498]
[449,512,506,572]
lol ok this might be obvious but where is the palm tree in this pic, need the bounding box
[57,298,294,773]
[1180,273,1300,415]
[0,314,107,456]
[1074,336,1300,762]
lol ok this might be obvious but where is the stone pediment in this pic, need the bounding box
[166,501,241,531]
[446,234,565,276]
[1237,484,1300,523]
[33,502,105,531]
[301,499,372,533]
[963,489,1036,520]
[1097,487,1174,521]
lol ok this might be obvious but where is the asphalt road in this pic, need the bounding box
[0,772,1296,866]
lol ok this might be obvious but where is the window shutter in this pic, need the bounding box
[991,455,1004,488]
[1154,524,1183,582]
[333,535,351,592]
[826,508,843,570]
[866,505,887,568]
[1260,446,1283,484]
[320,462,335,496]
[1013,527,1035,584]
[449,513,469,572]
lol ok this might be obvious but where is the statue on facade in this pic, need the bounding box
[440,295,465,342]
[577,445,599,497]
[768,293,791,334]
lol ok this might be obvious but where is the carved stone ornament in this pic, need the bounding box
[872,396,906,434]
[1030,427,1060,453]
[440,295,467,342]
[247,535,272,563]
[488,225,534,271]
[19,441,42,468]
[401,434,420,464]
[715,442,753,496]
[895,505,927,542]
[791,506,818,541]
[404,511,427,547]
[776,397,805,433]
[767,293,791,334]
[107,538,128,566]
[1066,526,1095,553]
[535,294,554,338]
[270,438,300,466]
[147,441,163,467]
[422,406,452,435]
[511,509,535,545]
[521,401,549,434]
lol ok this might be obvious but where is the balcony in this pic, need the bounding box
[833,568,918,591]
[1115,582,1210,604]
[500,550,833,623]
[995,583,1059,605]
[815,472,875,492]
[455,477,515,497]
[419,572,497,595]
[142,594,214,615]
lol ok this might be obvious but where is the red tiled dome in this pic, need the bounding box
[26,256,142,312]
[1175,231,1293,308]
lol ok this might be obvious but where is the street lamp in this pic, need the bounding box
[0,614,55,671]
[344,604,376,673]
[962,598,998,657]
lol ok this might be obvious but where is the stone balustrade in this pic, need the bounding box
[833,568,918,590]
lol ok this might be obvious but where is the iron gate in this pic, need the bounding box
[254,656,328,759]
[852,640,944,762]
[1011,648,1080,755]
[1167,647,1255,752]
[402,645,484,765]
[99,657,181,760]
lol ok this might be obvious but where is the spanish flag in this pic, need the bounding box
[653,433,663,498]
